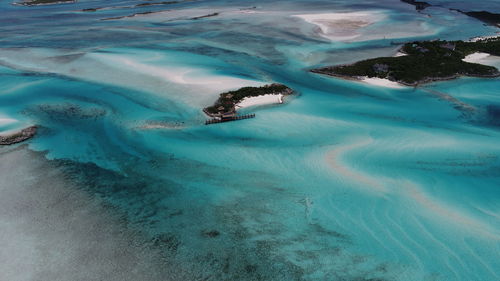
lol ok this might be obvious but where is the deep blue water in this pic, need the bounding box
[0,0,499,280]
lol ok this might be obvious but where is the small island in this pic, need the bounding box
[0,126,37,145]
[400,0,500,27]
[312,37,500,86]
[203,84,293,123]
[459,11,500,27]
[14,0,75,6]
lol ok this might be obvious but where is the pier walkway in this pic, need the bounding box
[205,114,255,125]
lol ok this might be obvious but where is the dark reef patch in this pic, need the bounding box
[202,230,221,238]
[25,103,107,121]
[485,105,500,127]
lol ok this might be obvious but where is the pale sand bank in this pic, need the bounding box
[463,52,491,63]
[0,48,265,108]
[0,118,19,126]
[236,94,284,109]
[292,11,386,41]
[91,53,265,91]
[394,51,408,57]
[360,77,405,89]
[463,52,500,68]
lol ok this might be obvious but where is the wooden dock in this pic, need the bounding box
[205,114,255,125]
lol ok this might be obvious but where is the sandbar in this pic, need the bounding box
[292,11,386,41]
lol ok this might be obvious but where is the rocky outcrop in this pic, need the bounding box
[0,126,37,145]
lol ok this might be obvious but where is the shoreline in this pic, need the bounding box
[311,38,500,87]
[311,68,499,88]
[394,51,408,57]
[312,69,406,88]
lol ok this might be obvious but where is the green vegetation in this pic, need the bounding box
[204,84,293,116]
[16,0,75,6]
[312,38,500,86]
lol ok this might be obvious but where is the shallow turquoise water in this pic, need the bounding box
[0,0,499,280]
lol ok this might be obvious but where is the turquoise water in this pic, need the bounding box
[0,0,499,280]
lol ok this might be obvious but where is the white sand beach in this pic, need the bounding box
[468,34,500,42]
[236,94,284,109]
[463,52,491,63]
[360,77,404,89]
[292,11,386,41]
[394,51,407,57]
[90,53,265,91]
[462,52,500,68]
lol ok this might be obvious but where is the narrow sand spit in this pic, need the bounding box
[0,48,266,107]
[292,11,386,41]
[325,137,388,194]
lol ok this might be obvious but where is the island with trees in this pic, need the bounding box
[400,0,500,27]
[458,11,500,27]
[203,84,293,118]
[311,37,500,86]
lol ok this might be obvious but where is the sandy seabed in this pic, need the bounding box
[292,11,386,41]
[0,146,189,281]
